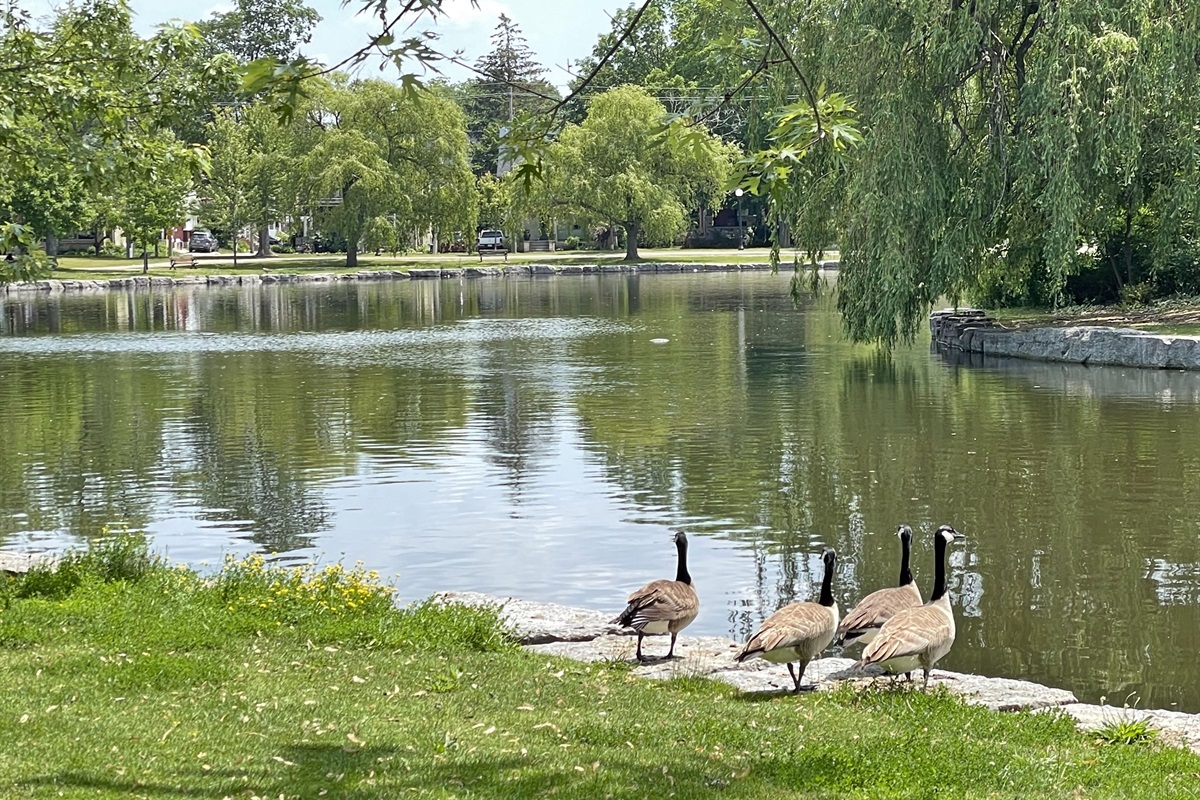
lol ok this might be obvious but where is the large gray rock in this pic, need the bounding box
[931,310,1200,371]
[0,551,57,575]
[434,591,627,644]
[408,268,441,279]
[435,593,1087,715]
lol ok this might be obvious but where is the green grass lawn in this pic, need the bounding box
[2,536,1195,799]
[41,248,837,282]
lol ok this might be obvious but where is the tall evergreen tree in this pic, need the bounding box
[464,15,559,175]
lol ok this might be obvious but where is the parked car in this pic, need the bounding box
[189,231,219,253]
[476,230,506,251]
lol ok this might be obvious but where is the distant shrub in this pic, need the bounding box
[563,236,580,251]
[272,243,295,254]
[99,241,124,258]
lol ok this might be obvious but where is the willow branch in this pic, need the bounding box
[742,0,823,138]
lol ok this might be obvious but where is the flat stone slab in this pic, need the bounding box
[433,591,628,644]
[0,551,57,575]
[436,593,1088,717]
[527,635,742,677]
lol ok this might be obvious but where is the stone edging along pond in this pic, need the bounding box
[931,308,1200,370]
[437,591,1200,754]
[0,260,842,295]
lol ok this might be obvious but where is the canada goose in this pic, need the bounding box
[855,525,966,689]
[836,524,922,647]
[734,547,839,693]
[610,531,699,661]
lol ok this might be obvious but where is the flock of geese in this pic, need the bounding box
[611,525,966,691]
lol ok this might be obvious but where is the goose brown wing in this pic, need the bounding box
[736,602,833,659]
[837,583,922,641]
[611,580,698,628]
[859,604,952,664]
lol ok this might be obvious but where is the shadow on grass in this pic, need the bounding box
[17,742,845,798]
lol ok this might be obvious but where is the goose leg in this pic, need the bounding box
[922,668,930,691]
[667,632,678,659]
[636,632,646,662]
[790,660,817,693]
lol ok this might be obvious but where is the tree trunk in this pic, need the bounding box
[46,233,59,257]
[624,221,640,261]
[1122,209,1134,286]
[142,250,149,275]
[609,220,618,251]
[346,243,358,269]
[93,229,103,256]
[233,239,238,267]
[257,224,274,258]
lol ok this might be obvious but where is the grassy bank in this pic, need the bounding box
[1,536,1197,799]
[41,248,836,282]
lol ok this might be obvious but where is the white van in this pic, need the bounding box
[476,230,506,251]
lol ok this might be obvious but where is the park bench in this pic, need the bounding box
[478,248,508,262]
[169,252,226,270]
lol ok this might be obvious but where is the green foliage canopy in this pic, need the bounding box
[539,86,736,260]
[294,79,477,266]
[752,0,1200,344]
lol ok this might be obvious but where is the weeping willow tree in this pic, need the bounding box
[742,0,1200,345]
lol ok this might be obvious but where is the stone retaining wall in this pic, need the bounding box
[931,308,1200,370]
[0,260,841,296]
[437,591,1200,753]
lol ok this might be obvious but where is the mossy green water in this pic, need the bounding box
[1,536,1197,799]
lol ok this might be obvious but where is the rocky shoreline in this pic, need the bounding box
[931,308,1200,370]
[437,591,1200,754]
[0,260,840,295]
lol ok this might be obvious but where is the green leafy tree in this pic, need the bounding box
[540,86,735,260]
[742,0,1200,344]
[122,138,205,274]
[204,111,253,265]
[0,0,233,279]
[199,0,321,63]
[295,79,477,266]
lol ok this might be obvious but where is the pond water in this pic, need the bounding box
[3,272,1200,712]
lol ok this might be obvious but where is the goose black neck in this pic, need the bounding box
[675,538,692,585]
[930,532,949,602]
[898,533,913,587]
[818,557,835,607]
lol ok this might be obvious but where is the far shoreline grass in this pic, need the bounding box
[41,247,838,282]
[2,534,1198,799]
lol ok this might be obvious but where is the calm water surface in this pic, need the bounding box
[2,273,1199,711]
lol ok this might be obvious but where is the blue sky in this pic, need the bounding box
[29,0,627,89]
